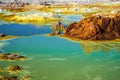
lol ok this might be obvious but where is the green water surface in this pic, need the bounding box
[0,35,120,80]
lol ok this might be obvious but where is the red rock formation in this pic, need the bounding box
[63,13,120,40]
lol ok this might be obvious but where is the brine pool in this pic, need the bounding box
[0,22,120,80]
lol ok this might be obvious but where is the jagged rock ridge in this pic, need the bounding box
[63,13,120,40]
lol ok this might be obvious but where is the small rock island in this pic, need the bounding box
[0,53,27,61]
[49,21,64,36]
[63,12,120,40]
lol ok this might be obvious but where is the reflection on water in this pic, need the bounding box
[0,35,120,80]
[0,20,120,80]
[80,40,120,54]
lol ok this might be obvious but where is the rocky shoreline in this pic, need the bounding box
[63,12,120,40]
[0,34,18,40]
[0,53,30,80]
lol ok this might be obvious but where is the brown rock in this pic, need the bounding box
[9,65,23,71]
[0,34,6,37]
[5,76,18,80]
[63,13,120,40]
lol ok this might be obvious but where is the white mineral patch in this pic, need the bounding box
[93,76,103,80]
[114,66,120,69]
[48,58,66,61]
[42,76,47,79]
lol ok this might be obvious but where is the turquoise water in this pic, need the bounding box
[0,35,120,80]
[62,14,83,23]
[0,23,52,36]
[0,15,120,80]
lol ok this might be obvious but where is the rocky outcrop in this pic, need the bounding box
[51,21,64,35]
[63,13,120,40]
[0,76,18,80]
[8,65,23,71]
[0,33,5,37]
[0,53,27,61]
